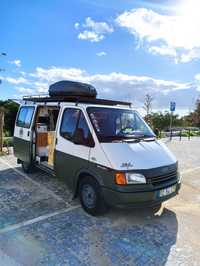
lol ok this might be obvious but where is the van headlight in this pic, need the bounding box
[126,173,146,184]
[115,172,146,185]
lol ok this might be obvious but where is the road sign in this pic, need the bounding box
[170,101,176,112]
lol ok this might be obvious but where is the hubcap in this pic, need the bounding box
[82,184,96,209]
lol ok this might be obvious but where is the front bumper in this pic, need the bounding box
[102,182,181,208]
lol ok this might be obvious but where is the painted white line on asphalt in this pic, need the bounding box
[0,205,80,234]
[181,166,200,175]
[0,157,70,205]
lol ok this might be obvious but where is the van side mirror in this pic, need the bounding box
[73,128,95,147]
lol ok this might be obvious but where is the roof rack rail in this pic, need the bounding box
[23,95,132,107]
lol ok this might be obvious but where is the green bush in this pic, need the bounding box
[3,137,13,147]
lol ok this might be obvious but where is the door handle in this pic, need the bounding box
[27,131,30,137]
[19,128,23,137]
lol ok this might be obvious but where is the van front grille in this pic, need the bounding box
[150,170,177,186]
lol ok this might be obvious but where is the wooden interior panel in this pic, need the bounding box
[37,133,48,147]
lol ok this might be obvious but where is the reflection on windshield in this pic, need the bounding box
[87,107,155,142]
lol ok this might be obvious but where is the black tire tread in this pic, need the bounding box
[79,176,107,216]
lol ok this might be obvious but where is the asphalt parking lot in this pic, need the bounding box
[0,138,199,266]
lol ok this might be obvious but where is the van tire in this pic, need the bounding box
[22,161,34,173]
[79,176,108,216]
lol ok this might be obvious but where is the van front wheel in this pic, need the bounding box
[79,176,107,216]
[22,161,34,173]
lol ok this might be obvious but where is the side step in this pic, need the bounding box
[36,163,55,176]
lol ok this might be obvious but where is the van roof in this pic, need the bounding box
[22,95,132,108]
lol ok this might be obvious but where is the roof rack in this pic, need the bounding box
[23,95,132,107]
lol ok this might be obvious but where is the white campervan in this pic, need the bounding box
[14,80,181,215]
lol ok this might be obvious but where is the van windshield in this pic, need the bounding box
[87,107,155,142]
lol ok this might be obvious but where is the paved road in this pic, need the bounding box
[0,139,199,265]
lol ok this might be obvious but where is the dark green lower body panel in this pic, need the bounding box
[13,137,32,163]
[54,150,89,191]
[102,183,181,208]
[54,150,181,208]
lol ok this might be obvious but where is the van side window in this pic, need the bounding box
[17,106,35,128]
[60,109,80,140]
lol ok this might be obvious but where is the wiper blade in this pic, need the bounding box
[135,135,156,141]
[123,135,156,142]
[100,135,156,143]
[100,135,140,142]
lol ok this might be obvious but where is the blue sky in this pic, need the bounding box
[1,0,200,115]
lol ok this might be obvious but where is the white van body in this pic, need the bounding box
[13,91,181,215]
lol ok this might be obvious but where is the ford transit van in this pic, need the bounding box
[13,80,181,215]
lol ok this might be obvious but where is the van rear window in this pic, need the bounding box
[16,106,35,128]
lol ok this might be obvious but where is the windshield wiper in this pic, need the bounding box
[100,135,141,143]
[136,135,156,141]
[121,135,156,142]
[100,135,156,143]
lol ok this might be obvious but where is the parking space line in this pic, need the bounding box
[0,205,80,234]
[0,157,70,205]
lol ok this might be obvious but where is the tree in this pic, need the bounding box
[184,98,200,127]
[143,94,154,127]
[0,101,19,136]
[146,111,184,131]
[143,94,153,116]
[0,107,4,152]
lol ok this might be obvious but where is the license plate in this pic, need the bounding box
[158,185,176,198]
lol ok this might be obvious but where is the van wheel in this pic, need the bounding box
[22,161,34,173]
[79,176,107,216]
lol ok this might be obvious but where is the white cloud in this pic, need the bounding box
[16,87,34,94]
[96,51,107,57]
[34,82,49,93]
[4,76,29,85]
[27,66,194,110]
[195,73,200,81]
[31,67,86,82]
[4,66,197,111]
[116,4,200,63]
[180,49,200,63]
[194,73,200,91]
[9,59,21,67]
[75,17,113,42]
[78,31,104,42]
[74,22,80,30]
[20,71,26,76]
[148,46,177,58]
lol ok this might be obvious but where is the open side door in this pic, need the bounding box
[13,105,36,163]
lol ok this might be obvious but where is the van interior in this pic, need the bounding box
[34,106,60,169]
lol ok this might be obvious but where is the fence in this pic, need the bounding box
[160,128,200,141]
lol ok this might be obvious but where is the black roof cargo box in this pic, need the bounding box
[49,80,97,98]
